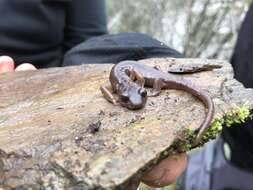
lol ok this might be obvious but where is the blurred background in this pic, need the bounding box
[107,0,251,61]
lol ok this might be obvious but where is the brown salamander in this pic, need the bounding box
[101,60,215,145]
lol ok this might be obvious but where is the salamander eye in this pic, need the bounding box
[138,88,147,98]
[121,95,129,102]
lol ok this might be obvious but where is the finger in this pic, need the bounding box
[15,63,37,71]
[0,56,15,73]
[141,153,187,188]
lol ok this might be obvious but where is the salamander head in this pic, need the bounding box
[119,86,147,110]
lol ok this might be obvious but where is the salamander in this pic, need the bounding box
[100,60,215,145]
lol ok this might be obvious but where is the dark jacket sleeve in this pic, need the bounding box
[222,3,253,170]
[63,0,108,51]
[231,3,253,88]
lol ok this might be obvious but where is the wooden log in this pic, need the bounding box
[0,58,252,189]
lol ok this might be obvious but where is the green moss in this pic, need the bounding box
[172,105,252,152]
[137,106,252,190]
[201,105,251,144]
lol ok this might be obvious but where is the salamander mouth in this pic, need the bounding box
[120,101,145,110]
[120,96,147,110]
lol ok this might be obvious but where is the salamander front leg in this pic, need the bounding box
[130,70,145,88]
[149,79,164,97]
[100,84,118,105]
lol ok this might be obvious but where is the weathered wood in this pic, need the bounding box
[0,58,252,189]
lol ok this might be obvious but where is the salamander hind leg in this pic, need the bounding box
[100,84,118,105]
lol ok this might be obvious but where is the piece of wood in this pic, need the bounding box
[0,58,252,189]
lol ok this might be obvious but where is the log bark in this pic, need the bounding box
[0,58,252,189]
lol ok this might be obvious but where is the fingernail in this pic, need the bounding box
[0,56,15,73]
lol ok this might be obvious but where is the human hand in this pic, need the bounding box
[125,153,187,189]
[0,56,36,73]
[141,153,187,188]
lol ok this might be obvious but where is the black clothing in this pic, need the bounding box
[0,0,107,68]
[63,32,183,66]
[222,118,253,171]
[231,3,253,88]
[222,3,253,170]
